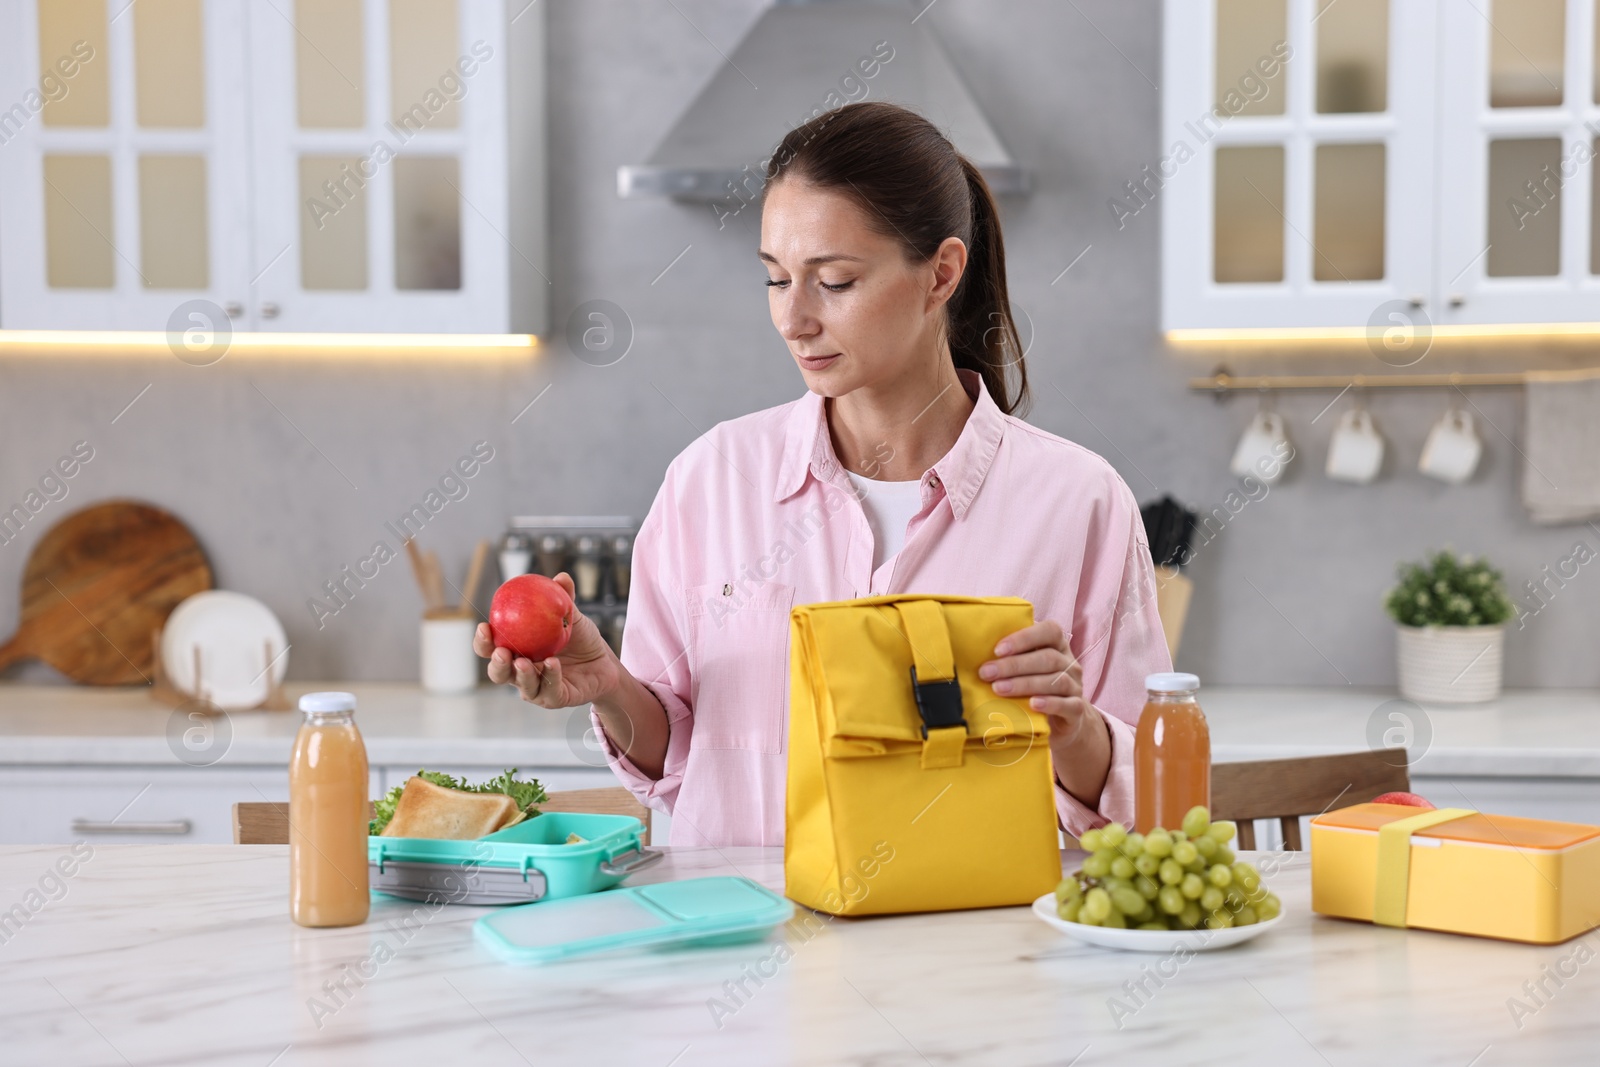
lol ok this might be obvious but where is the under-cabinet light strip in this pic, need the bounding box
[0,331,539,349]
[1167,322,1600,342]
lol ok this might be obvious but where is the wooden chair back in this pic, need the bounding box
[1210,750,1410,850]
[539,787,653,843]
[233,786,651,846]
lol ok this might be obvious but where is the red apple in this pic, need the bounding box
[489,575,574,661]
[1372,791,1435,809]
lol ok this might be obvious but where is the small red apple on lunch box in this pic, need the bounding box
[1371,791,1434,809]
[489,575,575,661]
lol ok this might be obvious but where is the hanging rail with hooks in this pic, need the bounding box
[1186,367,1581,397]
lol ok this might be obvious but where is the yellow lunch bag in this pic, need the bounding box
[785,594,1063,916]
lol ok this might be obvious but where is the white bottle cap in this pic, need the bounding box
[299,691,357,714]
[1145,672,1200,693]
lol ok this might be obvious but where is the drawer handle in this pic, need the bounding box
[71,819,193,835]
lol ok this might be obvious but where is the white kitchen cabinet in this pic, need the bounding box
[0,763,623,845]
[0,0,544,336]
[0,1,253,332]
[1161,0,1600,333]
[0,765,334,845]
[1435,0,1600,326]
[245,0,514,334]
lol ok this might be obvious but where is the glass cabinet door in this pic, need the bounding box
[1436,0,1600,325]
[245,0,510,334]
[1162,0,1438,332]
[0,0,250,331]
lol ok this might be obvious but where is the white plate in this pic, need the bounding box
[161,591,288,709]
[1031,893,1283,953]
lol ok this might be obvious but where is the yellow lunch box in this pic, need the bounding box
[1310,803,1600,944]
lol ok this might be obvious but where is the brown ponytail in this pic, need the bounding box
[764,102,1030,417]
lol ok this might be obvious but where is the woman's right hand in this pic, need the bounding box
[474,572,621,709]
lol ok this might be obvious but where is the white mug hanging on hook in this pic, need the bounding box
[1229,399,1292,484]
[1326,407,1385,484]
[1419,405,1482,484]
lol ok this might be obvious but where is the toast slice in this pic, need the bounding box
[380,776,522,839]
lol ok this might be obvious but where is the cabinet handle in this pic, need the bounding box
[1448,293,1464,308]
[260,302,281,319]
[71,819,192,835]
[223,301,243,318]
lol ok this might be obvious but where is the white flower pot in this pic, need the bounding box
[1395,624,1505,704]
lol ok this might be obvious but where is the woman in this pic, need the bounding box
[476,102,1172,847]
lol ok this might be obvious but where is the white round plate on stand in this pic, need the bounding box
[1031,893,1283,953]
[161,591,288,709]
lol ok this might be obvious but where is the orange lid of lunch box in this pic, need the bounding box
[1312,803,1600,850]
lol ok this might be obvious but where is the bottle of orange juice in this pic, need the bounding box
[289,692,370,927]
[1134,673,1210,834]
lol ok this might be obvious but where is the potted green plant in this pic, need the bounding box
[1383,549,1514,703]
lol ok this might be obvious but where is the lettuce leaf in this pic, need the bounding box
[369,768,548,835]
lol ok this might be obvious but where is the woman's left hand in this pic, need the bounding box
[977,619,1111,809]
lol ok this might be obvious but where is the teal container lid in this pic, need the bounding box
[475,876,794,964]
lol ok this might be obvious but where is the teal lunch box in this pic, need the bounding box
[475,876,796,964]
[367,811,661,906]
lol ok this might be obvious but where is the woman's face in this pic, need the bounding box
[759,178,965,398]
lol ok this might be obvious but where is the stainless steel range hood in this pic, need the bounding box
[618,0,1026,202]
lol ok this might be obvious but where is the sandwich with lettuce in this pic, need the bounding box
[371,769,548,839]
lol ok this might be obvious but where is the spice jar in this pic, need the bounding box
[498,532,532,581]
[573,535,603,603]
[535,533,567,579]
[610,534,632,601]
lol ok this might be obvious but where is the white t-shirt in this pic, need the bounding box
[844,470,925,573]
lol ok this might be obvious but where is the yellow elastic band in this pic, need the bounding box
[1373,807,1475,927]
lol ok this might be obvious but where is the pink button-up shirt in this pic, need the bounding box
[594,368,1173,847]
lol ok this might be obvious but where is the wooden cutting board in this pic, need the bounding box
[0,501,213,685]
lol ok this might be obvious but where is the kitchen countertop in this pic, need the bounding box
[1,682,1597,776]
[1,843,1590,1066]
[1202,686,1600,778]
[0,682,588,766]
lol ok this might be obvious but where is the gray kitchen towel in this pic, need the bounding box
[1522,369,1600,524]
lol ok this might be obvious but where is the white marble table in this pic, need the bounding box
[0,843,1592,1066]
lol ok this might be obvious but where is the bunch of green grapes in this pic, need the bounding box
[1053,806,1282,932]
